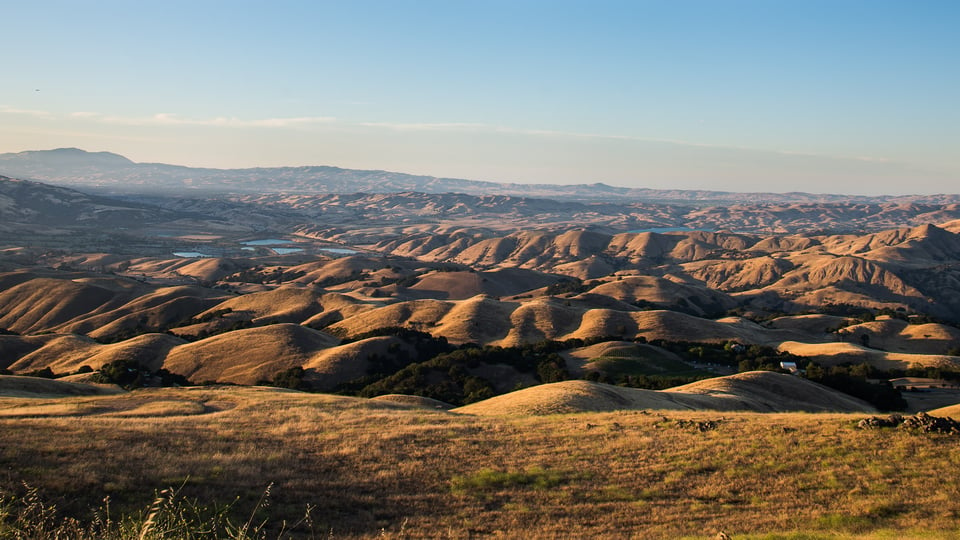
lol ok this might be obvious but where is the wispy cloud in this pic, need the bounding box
[356,121,488,131]
[77,112,337,128]
[0,105,54,119]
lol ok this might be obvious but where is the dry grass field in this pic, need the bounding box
[3,384,960,539]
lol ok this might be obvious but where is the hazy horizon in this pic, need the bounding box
[2,1,958,196]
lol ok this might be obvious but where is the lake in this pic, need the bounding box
[241,239,291,246]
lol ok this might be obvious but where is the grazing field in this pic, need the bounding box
[2,385,960,539]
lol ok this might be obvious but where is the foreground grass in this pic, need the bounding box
[2,386,960,538]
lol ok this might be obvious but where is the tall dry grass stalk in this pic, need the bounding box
[138,488,170,540]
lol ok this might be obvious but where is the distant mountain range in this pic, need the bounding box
[3,148,959,204]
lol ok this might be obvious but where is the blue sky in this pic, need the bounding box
[1,0,958,194]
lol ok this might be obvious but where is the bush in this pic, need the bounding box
[24,367,56,379]
[265,367,309,391]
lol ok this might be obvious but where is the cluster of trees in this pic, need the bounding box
[225,266,306,285]
[372,274,420,288]
[263,366,309,390]
[351,343,569,405]
[545,278,601,296]
[801,362,907,411]
[584,371,707,390]
[643,339,791,369]
[314,329,622,405]
[90,359,192,389]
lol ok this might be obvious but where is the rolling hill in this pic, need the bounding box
[453,372,876,415]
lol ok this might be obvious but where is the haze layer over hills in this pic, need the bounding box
[4,148,960,204]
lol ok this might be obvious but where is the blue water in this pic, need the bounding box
[241,239,291,246]
[627,227,714,234]
[273,247,304,255]
[172,251,210,258]
[319,248,358,255]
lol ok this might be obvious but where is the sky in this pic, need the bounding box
[1,0,958,195]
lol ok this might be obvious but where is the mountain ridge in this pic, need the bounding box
[3,148,959,203]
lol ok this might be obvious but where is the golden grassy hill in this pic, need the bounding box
[163,323,339,384]
[499,297,584,346]
[565,292,644,313]
[0,277,128,334]
[631,310,810,344]
[930,403,960,417]
[286,255,393,286]
[409,268,559,300]
[485,268,566,294]
[0,272,224,339]
[327,299,454,338]
[447,230,613,271]
[82,333,187,371]
[767,314,850,335]
[777,340,960,370]
[607,231,675,262]
[550,254,617,279]
[65,286,226,339]
[321,296,818,347]
[453,380,694,415]
[302,336,410,391]
[588,275,734,314]
[552,229,611,259]
[789,285,915,313]
[839,317,960,355]
[823,223,960,263]
[374,231,464,258]
[775,255,922,299]
[300,292,373,328]
[53,253,133,272]
[453,372,875,416]
[0,375,123,398]
[407,271,488,300]
[667,236,724,261]
[747,234,820,253]
[682,255,794,291]
[0,269,41,291]
[126,257,250,282]
[9,334,103,374]
[442,229,773,271]
[434,295,517,344]
[561,308,639,342]
[418,236,477,261]
[195,285,324,324]
[563,341,686,376]
[453,235,522,267]
[0,334,59,370]
[564,340,649,363]
[942,218,960,234]
[670,371,876,413]
[370,394,455,409]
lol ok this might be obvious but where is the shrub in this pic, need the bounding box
[24,367,56,379]
[451,467,566,495]
[265,367,309,391]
